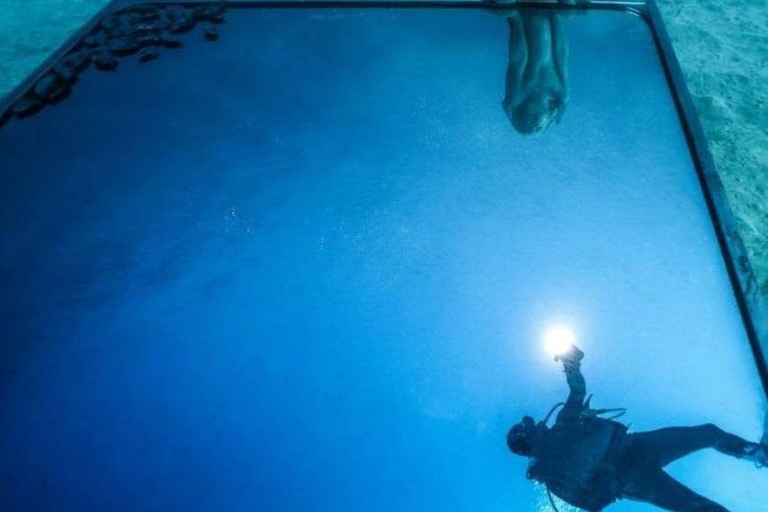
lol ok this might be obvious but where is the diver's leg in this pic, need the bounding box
[630,424,758,467]
[622,470,730,512]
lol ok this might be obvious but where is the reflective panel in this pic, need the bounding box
[0,4,766,512]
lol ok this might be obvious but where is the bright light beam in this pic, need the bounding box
[544,326,576,357]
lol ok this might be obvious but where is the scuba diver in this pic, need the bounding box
[507,345,768,512]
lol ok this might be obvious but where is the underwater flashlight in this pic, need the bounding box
[544,326,576,357]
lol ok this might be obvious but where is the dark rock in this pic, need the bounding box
[196,4,227,21]
[138,48,160,63]
[89,30,108,47]
[34,74,63,97]
[0,110,11,129]
[5,3,230,124]
[109,15,134,37]
[53,50,91,78]
[83,34,100,48]
[169,19,195,35]
[132,22,162,36]
[47,83,72,104]
[105,37,141,57]
[199,11,226,25]
[203,26,220,42]
[159,38,183,50]
[11,95,44,118]
[93,52,119,71]
[167,9,195,35]
[131,5,161,22]
[135,34,163,46]
[100,14,122,34]
[163,6,186,19]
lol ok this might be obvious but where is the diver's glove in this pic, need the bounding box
[555,345,584,366]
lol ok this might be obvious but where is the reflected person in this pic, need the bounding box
[500,8,569,135]
[507,346,768,512]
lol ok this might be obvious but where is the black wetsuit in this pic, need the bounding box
[527,359,754,512]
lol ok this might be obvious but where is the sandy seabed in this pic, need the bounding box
[1,0,766,295]
[657,0,768,297]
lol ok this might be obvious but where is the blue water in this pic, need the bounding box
[0,6,765,511]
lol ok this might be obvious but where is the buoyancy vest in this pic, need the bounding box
[527,415,629,512]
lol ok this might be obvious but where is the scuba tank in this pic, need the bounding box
[533,396,629,512]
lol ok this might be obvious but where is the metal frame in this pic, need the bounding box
[642,1,768,398]
[2,0,766,398]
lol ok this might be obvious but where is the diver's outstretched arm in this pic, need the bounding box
[553,346,586,424]
[559,345,586,407]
